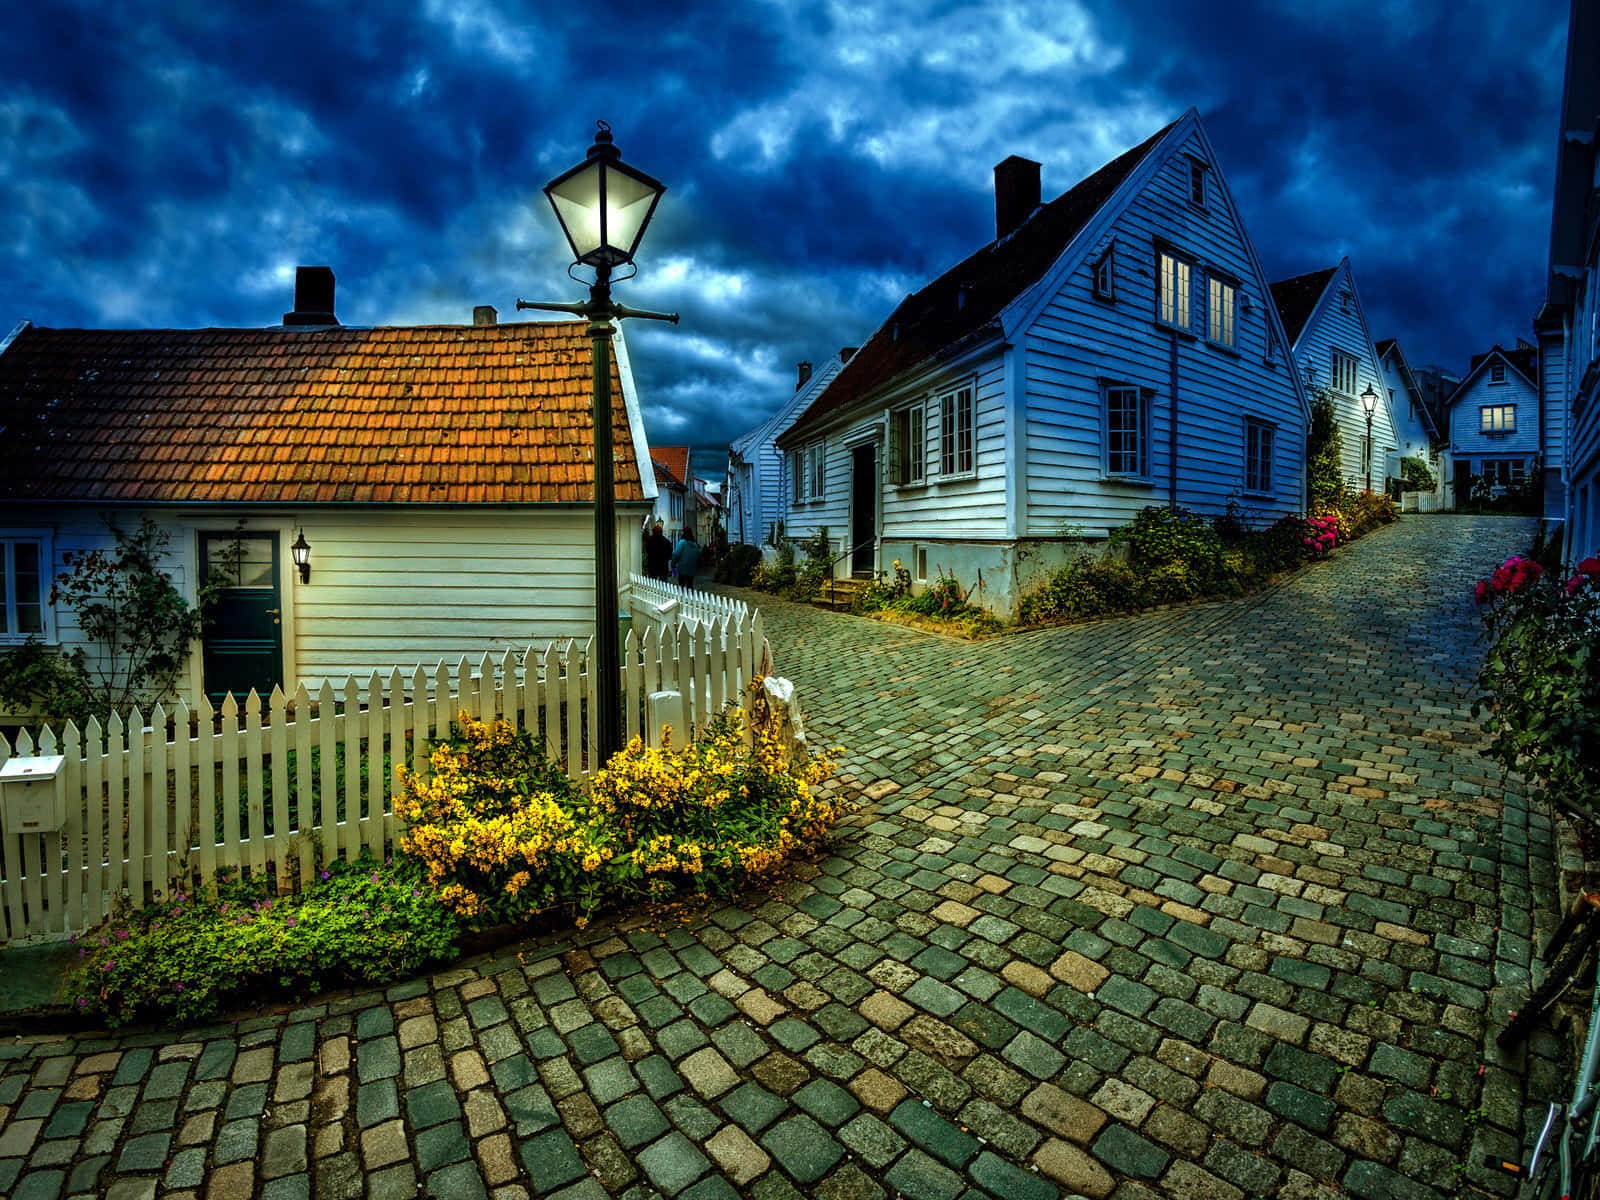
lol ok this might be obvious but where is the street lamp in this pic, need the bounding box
[519,122,678,766]
[1360,383,1379,493]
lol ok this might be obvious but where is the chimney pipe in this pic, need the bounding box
[994,156,1041,239]
[283,266,338,326]
[796,361,813,390]
[474,305,498,326]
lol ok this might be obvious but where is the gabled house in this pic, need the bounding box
[725,352,851,553]
[1544,0,1600,553]
[648,447,689,540]
[0,269,656,713]
[773,109,1309,618]
[1270,259,1400,494]
[1442,344,1541,500]
[1375,338,1450,508]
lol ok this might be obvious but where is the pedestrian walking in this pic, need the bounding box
[644,520,672,581]
[672,528,701,589]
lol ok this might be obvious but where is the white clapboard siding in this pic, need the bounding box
[1448,364,1541,465]
[0,608,782,942]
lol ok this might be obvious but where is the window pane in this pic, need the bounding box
[208,537,274,587]
[1159,254,1191,328]
[1108,388,1142,475]
[910,406,924,481]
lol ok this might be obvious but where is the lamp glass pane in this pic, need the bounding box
[604,167,661,259]
[548,160,606,261]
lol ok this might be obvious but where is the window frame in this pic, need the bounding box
[1479,405,1517,434]
[1206,275,1237,349]
[1481,458,1527,489]
[1187,158,1209,209]
[1103,382,1150,480]
[1490,361,1506,384]
[938,384,975,478]
[1244,419,1275,496]
[1092,246,1116,303]
[1330,348,1358,395]
[790,442,825,504]
[0,532,55,645]
[1156,247,1194,332]
[890,402,927,487]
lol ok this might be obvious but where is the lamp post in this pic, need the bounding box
[519,122,677,765]
[1360,384,1378,493]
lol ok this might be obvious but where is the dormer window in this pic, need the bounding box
[1188,159,1208,208]
[1092,246,1116,302]
[1491,362,1506,384]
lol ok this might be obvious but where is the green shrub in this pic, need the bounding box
[714,544,762,587]
[1399,455,1437,492]
[66,855,460,1028]
[1108,506,1227,587]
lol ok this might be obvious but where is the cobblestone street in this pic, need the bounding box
[0,514,1558,1199]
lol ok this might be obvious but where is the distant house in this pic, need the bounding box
[648,447,689,539]
[1375,338,1449,507]
[0,269,656,712]
[1443,345,1541,500]
[1270,260,1400,494]
[1544,0,1599,553]
[725,353,851,553]
[773,109,1309,618]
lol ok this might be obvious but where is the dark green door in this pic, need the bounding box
[201,533,283,704]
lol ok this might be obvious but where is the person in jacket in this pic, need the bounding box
[671,528,701,589]
[644,520,672,581]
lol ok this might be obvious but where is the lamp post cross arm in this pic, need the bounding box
[517,297,679,325]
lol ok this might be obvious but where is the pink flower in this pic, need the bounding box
[1579,556,1600,579]
[1474,580,1490,604]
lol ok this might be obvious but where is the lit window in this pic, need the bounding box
[939,386,974,476]
[1093,247,1115,302]
[1208,277,1236,347]
[891,404,925,485]
[1331,349,1358,395]
[1105,384,1148,478]
[1158,250,1192,330]
[1245,420,1274,494]
[1,537,51,641]
[1480,405,1516,433]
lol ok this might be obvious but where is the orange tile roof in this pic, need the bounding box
[0,323,646,504]
[651,445,690,488]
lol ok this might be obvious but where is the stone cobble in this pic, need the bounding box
[0,515,1558,1198]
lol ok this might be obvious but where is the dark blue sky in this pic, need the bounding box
[0,1,1568,467]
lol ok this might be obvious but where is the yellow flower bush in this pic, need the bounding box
[396,702,848,928]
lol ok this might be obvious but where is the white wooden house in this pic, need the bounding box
[1375,338,1450,508]
[1543,0,1599,553]
[0,269,656,714]
[1269,260,1400,494]
[1442,345,1541,500]
[772,109,1309,618]
[648,448,689,540]
[725,353,851,553]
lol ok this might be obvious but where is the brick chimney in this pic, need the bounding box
[994,156,1041,239]
[283,266,339,326]
[796,361,812,390]
[474,305,498,326]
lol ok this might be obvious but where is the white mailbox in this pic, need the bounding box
[0,755,66,835]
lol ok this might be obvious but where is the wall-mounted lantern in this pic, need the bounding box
[291,531,312,584]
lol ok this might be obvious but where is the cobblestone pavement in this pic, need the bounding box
[0,514,1559,1200]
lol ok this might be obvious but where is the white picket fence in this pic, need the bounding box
[0,613,769,943]
[628,573,750,631]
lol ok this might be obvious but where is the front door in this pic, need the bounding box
[851,443,876,575]
[201,533,283,703]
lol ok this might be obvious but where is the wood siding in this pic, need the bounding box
[1021,126,1305,535]
[1448,368,1541,471]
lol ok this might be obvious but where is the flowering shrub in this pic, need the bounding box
[853,560,913,613]
[64,856,459,1028]
[398,707,847,928]
[1474,552,1600,826]
[1303,515,1339,558]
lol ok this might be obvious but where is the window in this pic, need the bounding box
[1490,362,1506,383]
[890,403,926,485]
[1092,247,1116,302]
[1188,159,1208,208]
[1245,420,1275,494]
[1158,250,1192,330]
[1105,384,1148,478]
[1,537,51,642]
[1207,277,1236,348]
[791,442,825,502]
[939,386,974,476]
[1482,458,1527,489]
[1331,349,1358,395]
[1480,405,1516,433]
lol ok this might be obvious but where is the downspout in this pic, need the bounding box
[1168,330,1180,507]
